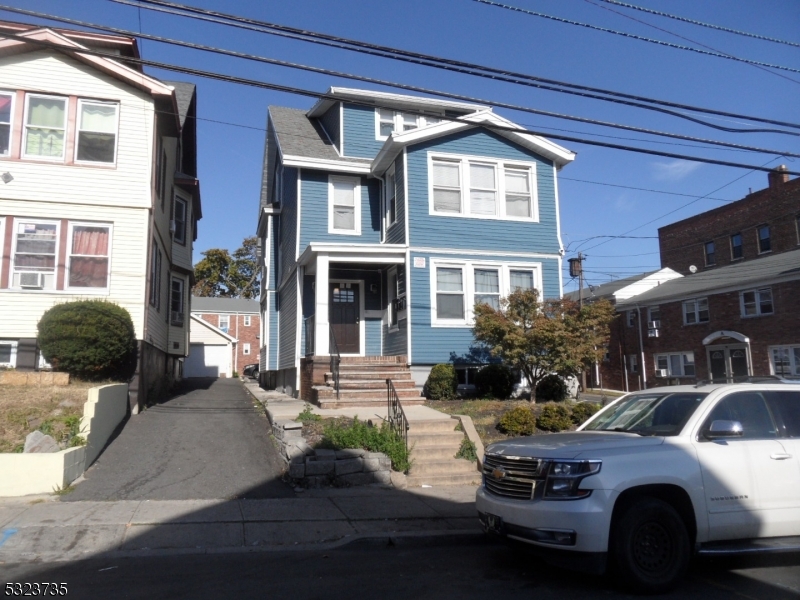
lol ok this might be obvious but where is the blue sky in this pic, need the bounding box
[6,0,799,292]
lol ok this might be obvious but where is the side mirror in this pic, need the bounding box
[703,420,744,440]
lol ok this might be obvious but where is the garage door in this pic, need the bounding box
[184,344,230,378]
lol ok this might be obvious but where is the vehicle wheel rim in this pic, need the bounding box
[632,521,672,573]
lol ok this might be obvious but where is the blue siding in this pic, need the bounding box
[329,268,381,311]
[383,319,407,356]
[299,171,381,248]
[279,167,298,287]
[386,153,406,244]
[318,103,341,153]
[366,318,381,356]
[406,129,560,254]
[408,251,561,365]
[341,103,383,158]
[278,275,298,370]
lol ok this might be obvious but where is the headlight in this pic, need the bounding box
[543,460,601,500]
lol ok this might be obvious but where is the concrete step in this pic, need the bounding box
[330,371,414,381]
[407,419,458,433]
[406,471,482,487]
[338,355,407,365]
[409,458,478,476]
[409,446,461,460]
[323,378,417,390]
[316,387,421,400]
[407,431,465,447]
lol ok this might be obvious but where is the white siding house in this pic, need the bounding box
[0,22,201,410]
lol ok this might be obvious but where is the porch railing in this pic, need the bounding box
[329,327,341,400]
[304,316,315,356]
[386,379,409,472]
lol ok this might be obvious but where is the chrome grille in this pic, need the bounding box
[483,454,544,500]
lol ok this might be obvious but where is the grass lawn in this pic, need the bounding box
[0,380,99,453]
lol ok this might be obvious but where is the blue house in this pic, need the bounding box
[256,88,575,405]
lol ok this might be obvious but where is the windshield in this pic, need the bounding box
[582,392,708,436]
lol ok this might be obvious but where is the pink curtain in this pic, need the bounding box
[69,227,109,288]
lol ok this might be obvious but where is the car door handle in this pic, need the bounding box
[770,453,793,460]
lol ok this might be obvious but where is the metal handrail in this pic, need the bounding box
[386,378,409,473]
[304,316,315,356]
[329,327,341,400]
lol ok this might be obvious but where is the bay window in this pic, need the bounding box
[12,220,58,289]
[170,278,185,326]
[24,94,67,159]
[173,196,187,244]
[76,100,118,163]
[429,153,537,220]
[67,224,111,289]
[0,91,12,156]
[329,176,361,234]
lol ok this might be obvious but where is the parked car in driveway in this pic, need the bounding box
[477,380,800,593]
[242,363,259,379]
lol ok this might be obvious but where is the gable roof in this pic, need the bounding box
[189,314,237,343]
[616,248,800,307]
[191,296,260,314]
[164,81,196,127]
[307,87,487,119]
[565,268,682,304]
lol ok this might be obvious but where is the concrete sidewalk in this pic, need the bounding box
[0,484,481,563]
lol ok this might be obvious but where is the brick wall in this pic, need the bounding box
[659,169,800,275]
[197,311,261,375]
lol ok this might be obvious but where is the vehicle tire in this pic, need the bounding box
[612,497,690,594]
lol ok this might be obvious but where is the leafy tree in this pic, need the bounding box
[473,289,616,401]
[192,236,260,299]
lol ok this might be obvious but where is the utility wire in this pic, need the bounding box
[596,0,800,49]
[476,0,800,76]
[109,0,800,132]
[6,32,799,176]
[7,4,799,156]
[559,177,734,203]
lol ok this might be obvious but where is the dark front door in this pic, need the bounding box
[707,344,750,382]
[330,283,360,354]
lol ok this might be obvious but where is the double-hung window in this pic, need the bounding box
[474,268,500,309]
[683,298,709,324]
[12,220,58,289]
[741,288,773,317]
[770,346,800,376]
[509,269,534,292]
[24,94,67,159]
[731,233,743,260]
[0,91,12,156]
[76,100,118,163]
[170,278,185,326]
[173,196,187,244]
[704,241,715,266]
[757,225,771,254]
[329,176,361,234]
[67,224,111,289]
[243,315,251,327]
[430,153,537,220]
[219,315,230,333]
[377,108,395,138]
[655,352,695,377]
[243,343,251,356]
[435,267,465,321]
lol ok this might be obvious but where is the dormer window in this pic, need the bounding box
[375,109,443,140]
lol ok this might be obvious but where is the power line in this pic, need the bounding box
[110,0,800,132]
[595,0,800,49]
[476,0,800,77]
[559,177,735,203]
[5,31,800,176]
[7,5,799,157]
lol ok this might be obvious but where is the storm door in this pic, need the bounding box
[330,283,360,354]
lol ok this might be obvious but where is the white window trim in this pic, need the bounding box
[427,151,539,222]
[769,344,800,377]
[374,109,443,141]
[429,258,543,327]
[243,315,251,327]
[243,343,251,356]
[327,175,362,235]
[0,340,18,368]
[170,277,185,326]
[65,221,113,294]
[173,194,188,244]
[74,99,120,165]
[654,352,695,377]
[682,297,709,325]
[647,306,661,324]
[387,265,407,331]
[11,218,60,291]
[219,314,230,332]
[385,165,397,229]
[740,287,773,318]
[0,90,14,157]
[23,93,67,161]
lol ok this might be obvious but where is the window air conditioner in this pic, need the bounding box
[648,328,660,338]
[169,220,177,234]
[648,320,661,329]
[655,369,669,377]
[19,272,45,289]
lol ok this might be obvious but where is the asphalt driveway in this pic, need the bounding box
[64,378,292,501]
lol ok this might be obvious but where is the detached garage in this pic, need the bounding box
[184,315,237,378]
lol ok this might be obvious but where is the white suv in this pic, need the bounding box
[476,382,800,593]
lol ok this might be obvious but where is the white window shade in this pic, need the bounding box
[470,163,496,216]
[474,268,500,309]
[510,270,534,291]
[25,96,66,158]
[77,101,118,163]
[505,169,531,217]
[329,177,360,234]
[436,267,464,320]
[433,160,461,213]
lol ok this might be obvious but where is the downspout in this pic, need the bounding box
[636,303,647,390]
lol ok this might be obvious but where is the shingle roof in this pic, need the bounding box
[191,296,260,313]
[269,106,370,164]
[164,80,195,127]
[564,271,658,302]
[616,249,800,307]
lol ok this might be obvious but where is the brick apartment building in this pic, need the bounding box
[185,296,260,377]
[577,166,800,391]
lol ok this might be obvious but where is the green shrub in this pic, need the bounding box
[38,300,137,381]
[536,374,568,402]
[537,403,573,432]
[571,402,602,426]
[320,417,411,472]
[498,406,537,436]
[425,364,458,400]
[455,437,478,462]
[296,403,322,424]
[474,364,515,399]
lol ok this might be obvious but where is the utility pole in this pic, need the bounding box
[568,254,587,393]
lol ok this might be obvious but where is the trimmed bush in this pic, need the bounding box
[474,364,515,399]
[536,403,573,432]
[571,402,602,426]
[536,374,568,402]
[498,406,537,436]
[37,300,138,381]
[320,417,411,472]
[425,363,458,400]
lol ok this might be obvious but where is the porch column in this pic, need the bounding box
[314,253,330,355]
